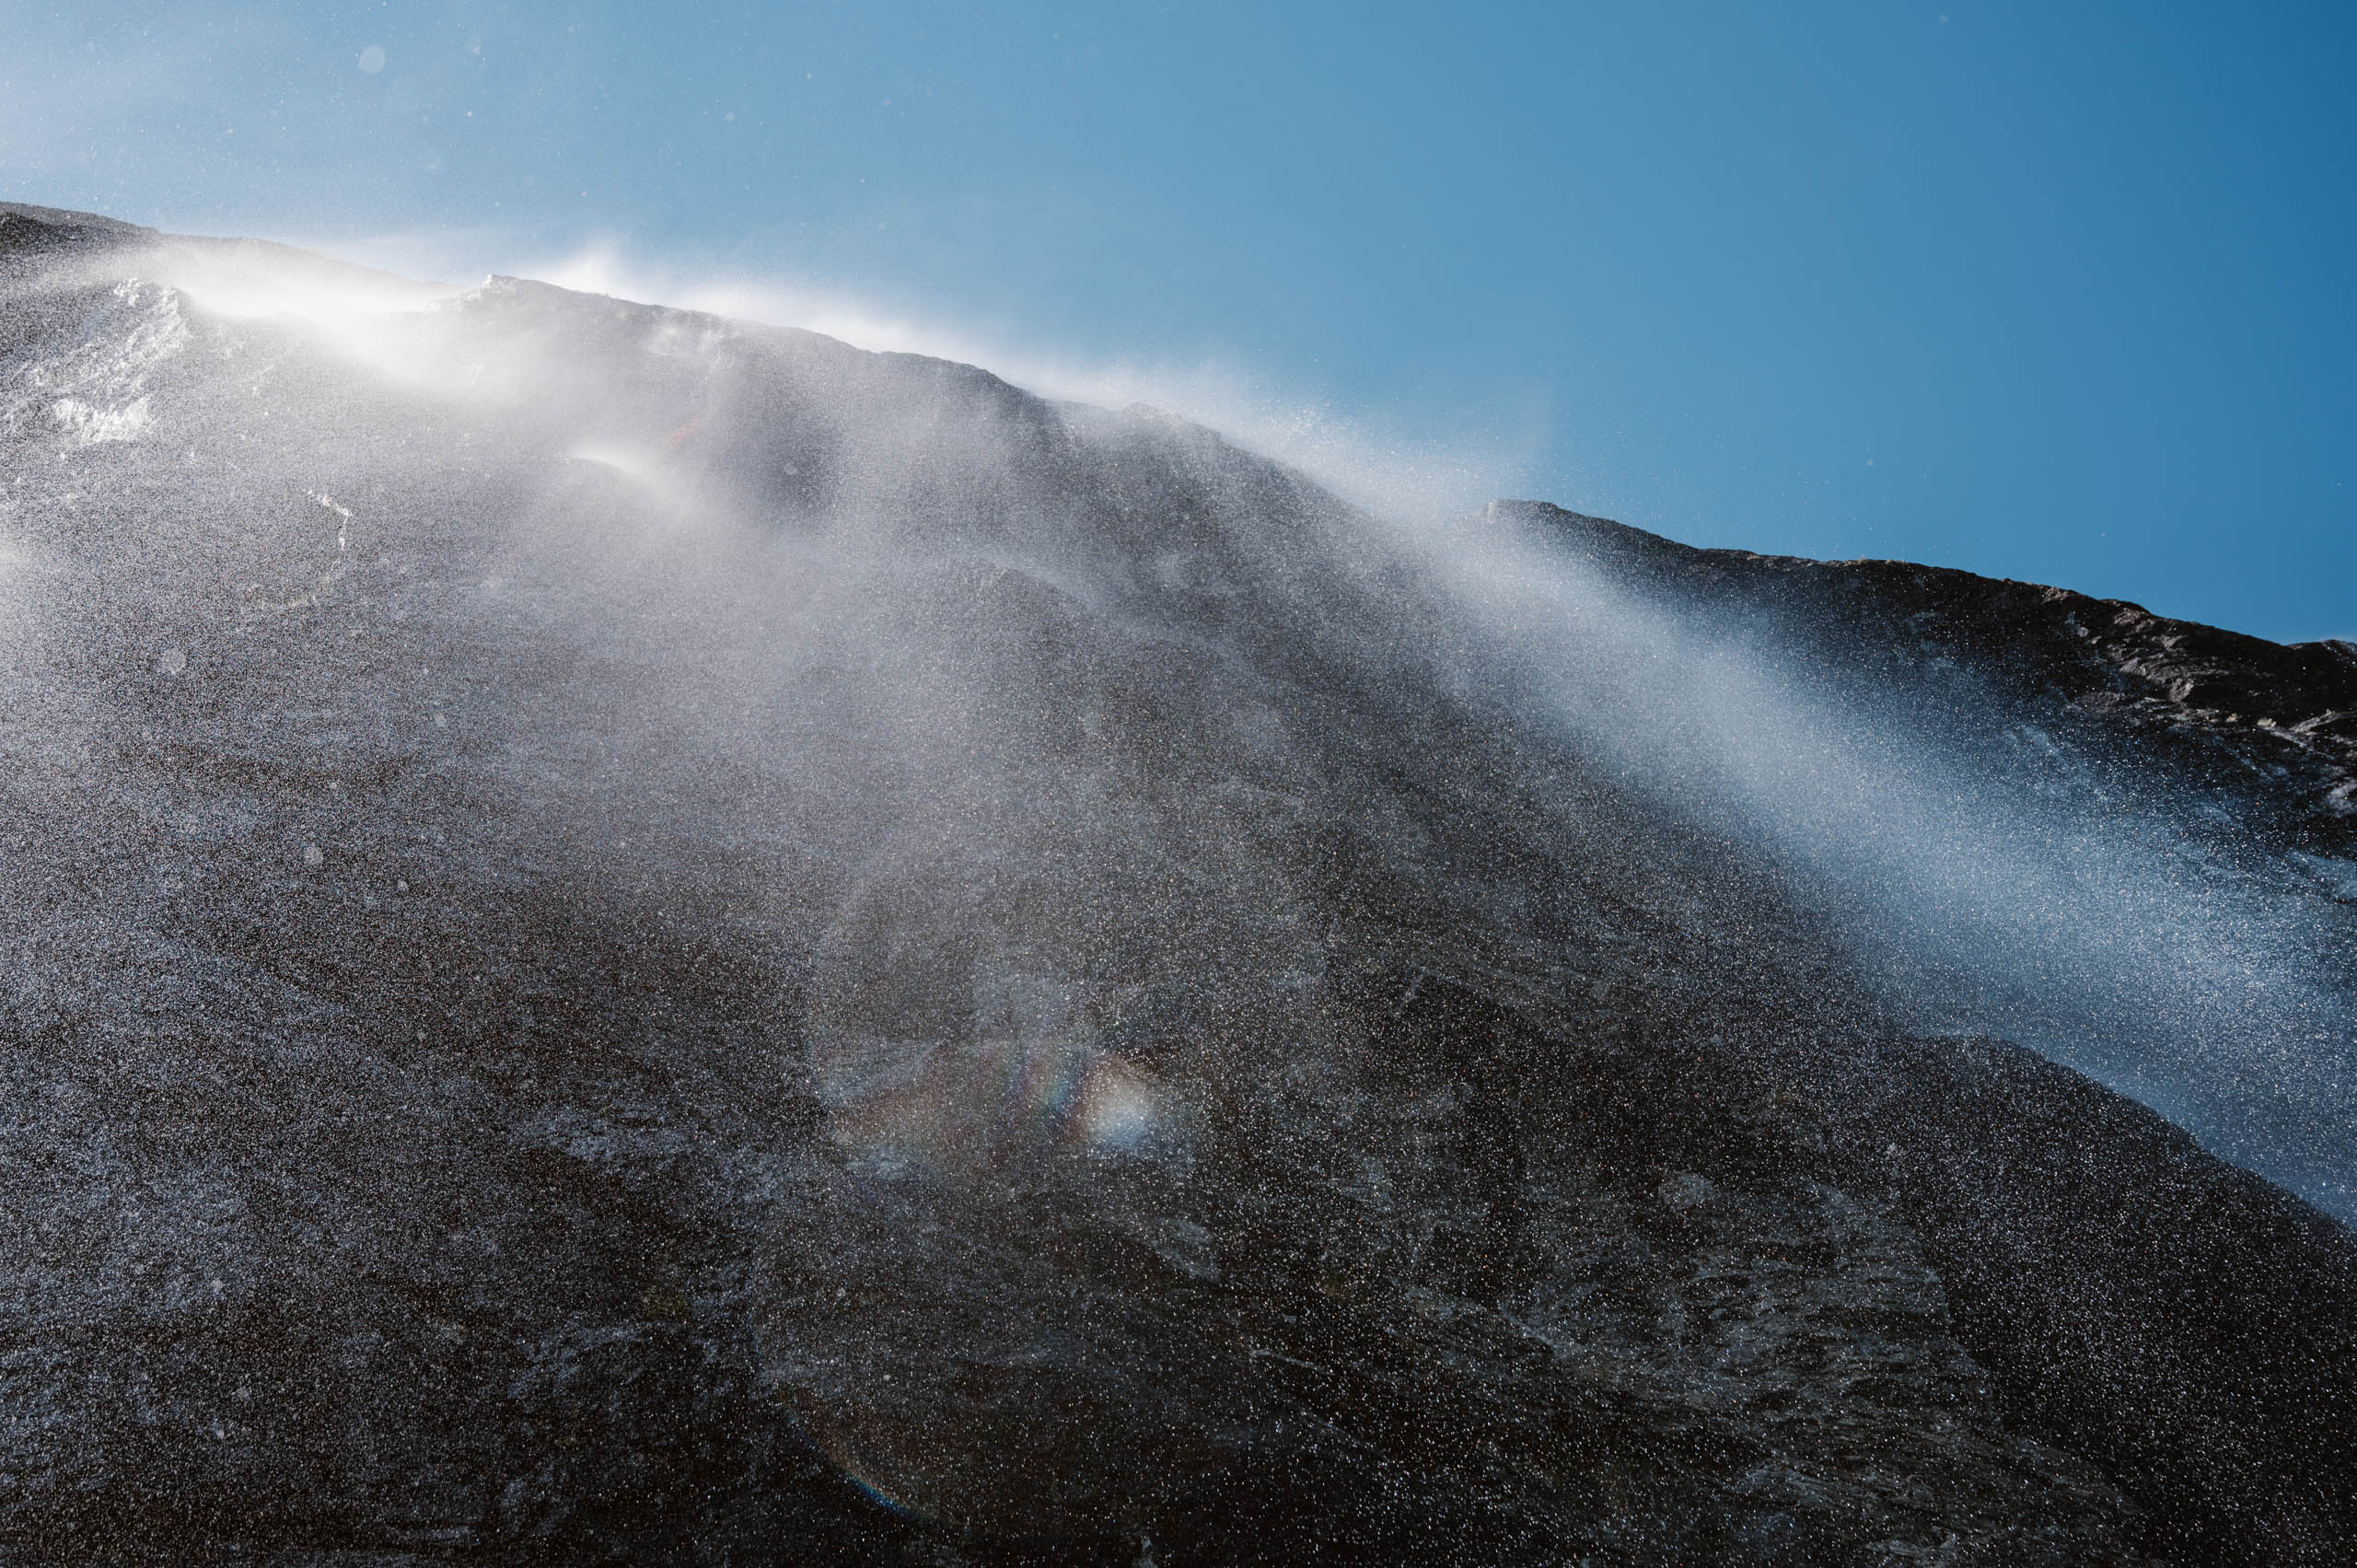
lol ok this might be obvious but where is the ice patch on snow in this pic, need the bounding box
[2,280,187,448]
[47,394,154,445]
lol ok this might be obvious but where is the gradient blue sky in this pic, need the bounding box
[5,1,2351,642]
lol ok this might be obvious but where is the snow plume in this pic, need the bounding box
[28,231,1354,1191]
[14,226,2338,1225]
[20,228,2348,1224]
[321,231,1542,526]
[1411,502,2357,1215]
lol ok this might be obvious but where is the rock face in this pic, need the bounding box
[0,204,2352,1566]
[1515,499,2357,859]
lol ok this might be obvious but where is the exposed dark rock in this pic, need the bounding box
[1509,500,2357,855]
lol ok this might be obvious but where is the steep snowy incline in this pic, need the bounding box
[0,206,2352,1566]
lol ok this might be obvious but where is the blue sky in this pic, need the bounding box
[5,1,2351,642]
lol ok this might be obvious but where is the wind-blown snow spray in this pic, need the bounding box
[1401,501,2357,1215]
[9,226,2350,1549]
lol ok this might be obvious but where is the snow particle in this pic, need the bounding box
[303,844,324,868]
[157,647,187,677]
[358,44,387,75]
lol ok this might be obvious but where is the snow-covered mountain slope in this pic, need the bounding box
[2,203,2352,1566]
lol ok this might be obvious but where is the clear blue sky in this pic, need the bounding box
[6,1,2351,642]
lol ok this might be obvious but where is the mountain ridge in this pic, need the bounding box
[1504,499,2357,854]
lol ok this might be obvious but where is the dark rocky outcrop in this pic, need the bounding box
[1511,500,2357,854]
[0,207,2351,1565]
[0,203,154,259]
